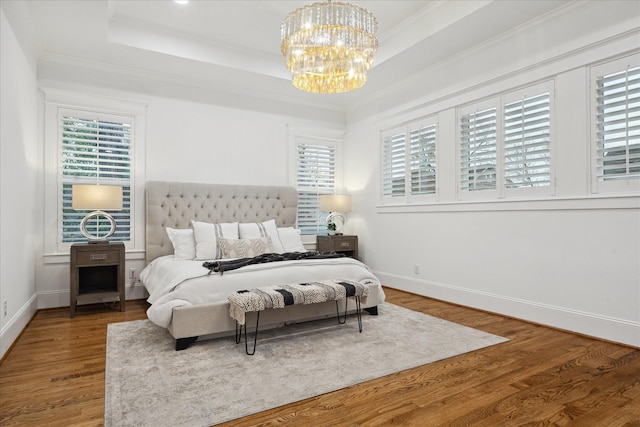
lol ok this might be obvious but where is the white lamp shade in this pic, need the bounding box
[72,184,123,210]
[319,194,352,213]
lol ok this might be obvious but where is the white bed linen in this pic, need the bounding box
[141,255,385,328]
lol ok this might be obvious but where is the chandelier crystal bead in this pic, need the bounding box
[281,1,378,94]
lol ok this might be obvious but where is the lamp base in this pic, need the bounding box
[325,212,346,234]
[80,210,117,241]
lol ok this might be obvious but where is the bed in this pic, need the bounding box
[140,181,385,350]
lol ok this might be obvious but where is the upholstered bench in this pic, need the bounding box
[228,279,369,355]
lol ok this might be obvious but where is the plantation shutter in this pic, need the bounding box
[296,141,335,235]
[59,110,132,243]
[595,65,640,181]
[409,124,437,195]
[382,131,406,197]
[503,93,551,188]
[460,107,497,192]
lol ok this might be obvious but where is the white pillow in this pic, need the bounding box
[277,227,306,252]
[165,227,196,259]
[238,219,285,253]
[191,220,239,260]
[218,237,274,259]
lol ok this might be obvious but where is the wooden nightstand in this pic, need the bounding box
[316,235,358,259]
[70,242,125,317]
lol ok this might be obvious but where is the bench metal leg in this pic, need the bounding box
[237,297,364,355]
[235,322,242,344]
[335,296,363,333]
[236,311,260,355]
[336,298,348,325]
[355,296,363,333]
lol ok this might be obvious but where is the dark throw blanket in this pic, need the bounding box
[203,251,346,274]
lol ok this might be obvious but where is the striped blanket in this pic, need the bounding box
[228,279,369,325]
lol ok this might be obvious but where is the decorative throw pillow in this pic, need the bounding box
[165,227,196,259]
[238,219,285,253]
[191,220,239,260]
[218,237,274,259]
[277,227,306,252]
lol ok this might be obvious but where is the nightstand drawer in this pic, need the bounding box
[75,250,120,266]
[316,235,358,259]
[332,237,356,250]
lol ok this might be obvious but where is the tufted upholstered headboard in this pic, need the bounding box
[145,181,298,263]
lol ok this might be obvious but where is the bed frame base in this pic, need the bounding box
[175,336,198,351]
[365,306,378,316]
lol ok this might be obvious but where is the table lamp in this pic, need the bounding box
[72,184,123,242]
[319,194,352,235]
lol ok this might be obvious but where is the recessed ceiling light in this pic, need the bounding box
[175,0,189,5]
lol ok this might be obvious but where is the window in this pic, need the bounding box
[460,104,497,193]
[293,136,338,235]
[591,55,640,192]
[59,109,132,243]
[381,118,437,202]
[503,92,552,189]
[458,81,553,200]
[381,130,406,197]
[410,125,437,195]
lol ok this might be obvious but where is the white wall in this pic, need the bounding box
[0,4,41,358]
[343,2,640,347]
[146,98,294,185]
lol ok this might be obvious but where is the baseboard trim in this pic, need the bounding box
[0,293,38,360]
[375,271,640,348]
[37,283,147,309]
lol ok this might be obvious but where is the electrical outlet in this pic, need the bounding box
[129,268,137,286]
[414,264,420,275]
[3,300,7,317]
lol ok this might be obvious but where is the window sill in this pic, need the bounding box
[376,193,639,213]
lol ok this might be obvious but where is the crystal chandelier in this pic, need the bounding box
[280,0,378,94]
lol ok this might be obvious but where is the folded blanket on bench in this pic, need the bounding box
[228,279,369,325]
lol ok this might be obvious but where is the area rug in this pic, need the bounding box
[105,303,508,426]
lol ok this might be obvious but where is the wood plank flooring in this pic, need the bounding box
[1,288,638,426]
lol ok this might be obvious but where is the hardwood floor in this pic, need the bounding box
[1,288,638,426]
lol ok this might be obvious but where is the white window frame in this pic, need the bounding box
[43,90,147,258]
[589,53,640,194]
[58,108,133,244]
[288,125,344,242]
[380,116,438,204]
[457,80,555,201]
